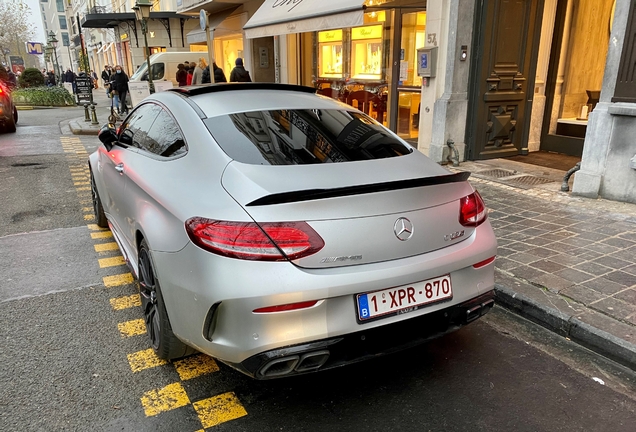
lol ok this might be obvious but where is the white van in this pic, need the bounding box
[129,52,209,86]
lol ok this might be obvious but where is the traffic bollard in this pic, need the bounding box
[83,103,90,122]
[90,103,99,125]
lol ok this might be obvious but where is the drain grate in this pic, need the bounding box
[504,175,555,186]
[476,169,517,178]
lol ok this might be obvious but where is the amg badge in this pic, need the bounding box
[320,255,363,263]
[444,230,465,241]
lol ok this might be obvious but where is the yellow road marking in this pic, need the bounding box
[98,254,125,268]
[91,231,113,239]
[140,382,190,417]
[82,207,92,212]
[193,392,247,428]
[173,354,219,381]
[95,242,119,252]
[117,319,146,337]
[127,348,168,373]
[74,181,90,186]
[87,224,107,231]
[76,186,91,191]
[84,214,95,221]
[103,273,134,287]
[109,294,141,310]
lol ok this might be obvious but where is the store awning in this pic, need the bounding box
[186,6,239,44]
[97,42,113,54]
[243,0,367,39]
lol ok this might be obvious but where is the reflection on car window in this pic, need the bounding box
[203,109,412,165]
[143,109,187,157]
[119,104,161,149]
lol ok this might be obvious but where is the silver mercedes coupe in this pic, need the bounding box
[90,83,497,379]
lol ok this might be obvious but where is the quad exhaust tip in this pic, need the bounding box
[258,350,331,378]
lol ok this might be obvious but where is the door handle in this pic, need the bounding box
[115,163,124,173]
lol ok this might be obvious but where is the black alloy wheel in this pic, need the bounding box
[90,169,108,228]
[138,239,194,360]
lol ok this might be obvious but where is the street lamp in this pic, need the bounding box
[44,44,53,76]
[47,31,61,86]
[133,0,155,94]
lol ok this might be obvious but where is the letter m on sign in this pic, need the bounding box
[26,42,43,55]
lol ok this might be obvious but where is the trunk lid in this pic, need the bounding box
[221,157,476,269]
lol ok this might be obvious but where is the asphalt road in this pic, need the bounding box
[1,108,636,432]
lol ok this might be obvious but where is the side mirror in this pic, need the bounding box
[98,124,118,151]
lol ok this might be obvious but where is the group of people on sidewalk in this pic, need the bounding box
[101,65,130,116]
[178,57,252,86]
[98,57,251,115]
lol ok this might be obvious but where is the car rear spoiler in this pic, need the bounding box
[246,171,471,206]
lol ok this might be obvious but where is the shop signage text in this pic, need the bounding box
[272,0,305,13]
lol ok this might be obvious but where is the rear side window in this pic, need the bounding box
[203,109,412,165]
[143,109,187,157]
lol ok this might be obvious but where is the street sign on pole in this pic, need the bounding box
[26,42,44,55]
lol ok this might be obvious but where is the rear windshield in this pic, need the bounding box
[203,109,412,165]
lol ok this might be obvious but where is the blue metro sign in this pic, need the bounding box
[26,42,44,55]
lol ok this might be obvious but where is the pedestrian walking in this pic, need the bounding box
[101,65,112,96]
[176,63,187,87]
[229,58,251,83]
[111,65,129,115]
[186,64,194,85]
[192,58,206,85]
[65,69,77,93]
[47,70,56,86]
[202,59,227,84]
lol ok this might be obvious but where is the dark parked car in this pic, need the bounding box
[0,81,17,133]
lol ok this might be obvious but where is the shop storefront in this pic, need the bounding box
[244,0,427,144]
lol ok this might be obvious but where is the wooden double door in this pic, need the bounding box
[467,0,544,160]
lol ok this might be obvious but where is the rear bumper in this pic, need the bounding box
[229,290,495,379]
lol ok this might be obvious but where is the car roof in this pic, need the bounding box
[163,83,346,119]
[167,82,316,97]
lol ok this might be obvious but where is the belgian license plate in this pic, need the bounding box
[356,275,452,322]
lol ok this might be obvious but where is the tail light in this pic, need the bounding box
[459,191,488,227]
[253,300,319,313]
[185,217,324,261]
[473,256,496,268]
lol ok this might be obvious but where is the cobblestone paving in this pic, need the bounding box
[467,175,636,344]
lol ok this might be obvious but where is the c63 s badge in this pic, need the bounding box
[444,230,465,241]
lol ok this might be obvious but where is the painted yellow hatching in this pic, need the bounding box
[117,319,146,337]
[173,354,219,381]
[141,382,190,417]
[193,392,247,428]
[95,242,119,252]
[74,181,90,186]
[76,186,91,191]
[91,231,113,239]
[103,273,134,287]
[82,207,92,212]
[109,294,141,310]
[87,224,107,231]
[98,256,126,268]
[84,214,95,221]
[127,348,168,373]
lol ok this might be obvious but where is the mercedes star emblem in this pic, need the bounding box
[394,217,414,241]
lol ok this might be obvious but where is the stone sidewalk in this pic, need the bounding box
[453,158,636,370]
[66,110,636,369]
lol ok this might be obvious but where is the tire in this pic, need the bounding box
[5,110,16,133]
[13,106,18,125]
[138,239,195,360]
[90,169,108,228]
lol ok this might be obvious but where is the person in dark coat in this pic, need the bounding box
[111,65,129,115]
[201,60,227,84]
[47,71,56,86]
[101,65,111,96]
[176,63,188,86]
[229,58,251,82]
[65,69,77,92]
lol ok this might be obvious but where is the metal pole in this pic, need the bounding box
[142,19,154,93]
[205,17,215,83]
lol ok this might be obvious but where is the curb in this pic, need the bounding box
[16,105,62,110]
[494,283,636,371]
[69,120,100,136]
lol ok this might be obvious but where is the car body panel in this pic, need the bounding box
[90,84,498,377]
[153,220,496,364]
